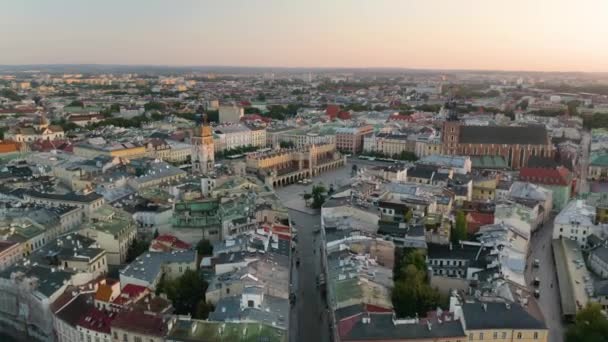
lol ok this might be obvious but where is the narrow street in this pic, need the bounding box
[288,209,330,342]
[578,131,591,194]
[526,217,565,342]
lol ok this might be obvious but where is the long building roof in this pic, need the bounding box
[459,125,549,145]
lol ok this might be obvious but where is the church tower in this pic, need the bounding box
[191,116,215,175]
[441,100,461,155]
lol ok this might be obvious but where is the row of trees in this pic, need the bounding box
[392,248,444,318]
[361,150,418,162]
[583,113,608,129]
[215,145,258,159]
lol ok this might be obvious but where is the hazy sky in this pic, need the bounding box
[1,0,608,72]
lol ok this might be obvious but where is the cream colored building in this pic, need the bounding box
[79,207,136,265]
[453,298,548,342]
[6,114,64,142]
[363,133,414,156]
[73,143,147,160]
[0,241,23,271]
[246,143,345,187]
[249,126,267,148]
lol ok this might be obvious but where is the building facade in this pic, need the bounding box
[442,120,554,169]
[191,120,214,175]
[335,125,373,154]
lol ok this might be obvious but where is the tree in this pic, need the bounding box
[144,101,164,112]
[392,249,443,318]
[451,211,468,243]
[150,112,164,121]
[567,100,581,117]
[566,303,608,342]
[517,99,529,111]
[280,141,295,149]
[126,238,150,263]
[159,270,209,317]
[196,239,213,257]
[244,107,260,114]
[196,300,214,319]
[311,183,327,209]
[67,100,84,107]
[404,209,413,223]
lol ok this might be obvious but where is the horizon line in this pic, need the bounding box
[0,63,606,75]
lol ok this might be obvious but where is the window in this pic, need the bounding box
[493,332,498,339]
[479,332,484,339]
[502,332,507,339]
[533,332,538,339]
[248,300,254,308]
[123,333,128,342]
[517,332,523,339]
[469,334,473,341]
[134,337,142,342]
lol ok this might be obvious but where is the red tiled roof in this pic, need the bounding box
[111,310,166,337]
[326,104,340,118]
[337,111,351,120]
[0,140,21,153]
[0,240,18,253]
[113,284,148,305]
[95,284,113,302]
[466,212,494,235]
[519,166,571,186]
[151,234,191,251]
[0,108,37,114]
[77,307,114,334]
[388,114,414,122]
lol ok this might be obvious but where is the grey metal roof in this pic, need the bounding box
[209,294,289,329]
[462,301,546,330]
[459,125,548,145]
[342,312,465,340]
[591,246,608,264]
[120,250,196,284]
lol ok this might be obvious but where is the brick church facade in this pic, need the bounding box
[442,120,554,169]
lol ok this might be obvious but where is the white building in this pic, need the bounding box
[553,200,606,246]
[219,104,244,123]
[213,124,253,152]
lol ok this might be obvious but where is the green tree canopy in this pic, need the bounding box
[196,239,213,257]
[451,210,468,243]
[392,249,443,318]
[67,100,84,107]
[157,270,210,319]
[125,238,150,263]
[311,183,327,209]
[144,101,165,112]
[566,303,608,342]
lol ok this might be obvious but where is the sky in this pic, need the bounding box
[1,0,608,72]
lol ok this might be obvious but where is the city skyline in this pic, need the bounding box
[1,0,608,73]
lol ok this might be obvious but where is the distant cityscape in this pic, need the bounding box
[0,65,608,342]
